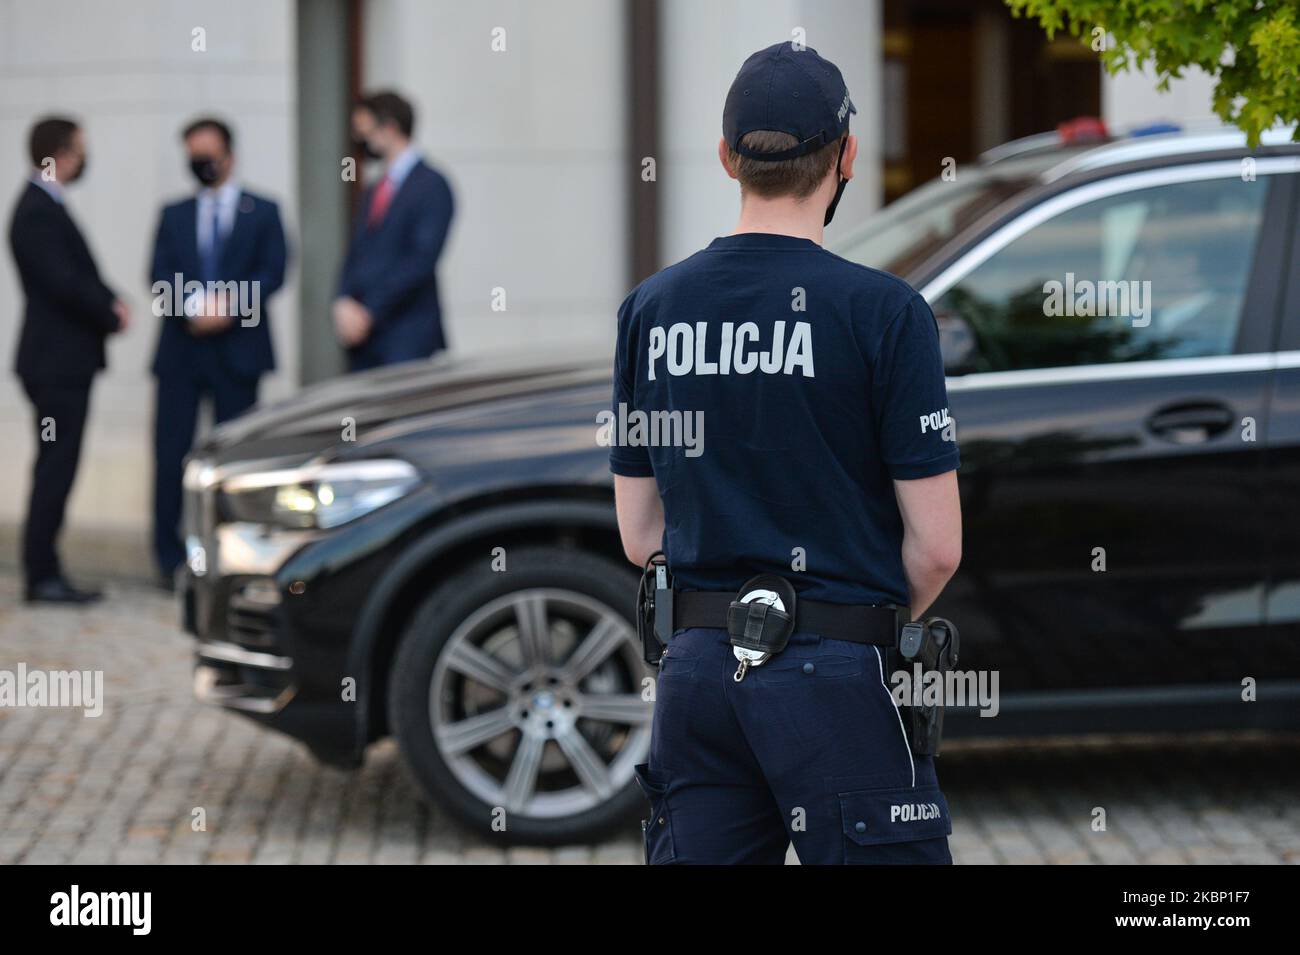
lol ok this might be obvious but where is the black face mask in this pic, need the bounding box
[189,156,221,186]
[823,137,849,227]
[352,136,382,161]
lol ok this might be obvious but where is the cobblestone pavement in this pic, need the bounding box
[2,576,1298,865]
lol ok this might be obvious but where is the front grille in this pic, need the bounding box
[226,606,278,649]
[184,457,299,717]
[226,581,283,651]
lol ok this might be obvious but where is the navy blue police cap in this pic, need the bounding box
[723,42,856,161]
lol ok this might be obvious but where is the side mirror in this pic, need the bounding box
[936,310,978,375]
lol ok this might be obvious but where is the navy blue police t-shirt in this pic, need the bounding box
[609,232,958,607]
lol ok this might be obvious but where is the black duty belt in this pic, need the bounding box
[673,590,902,647]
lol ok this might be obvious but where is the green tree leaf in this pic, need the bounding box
[1006,0,1300,146]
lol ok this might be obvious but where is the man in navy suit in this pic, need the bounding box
[334,91,454,370]
[10,117,129,603]
[149,117,288,581]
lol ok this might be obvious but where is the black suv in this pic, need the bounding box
[181,126,1300,844]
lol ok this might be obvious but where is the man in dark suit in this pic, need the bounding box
[334,90,454,371]
[149,117,287,581]
[9,117,128,603]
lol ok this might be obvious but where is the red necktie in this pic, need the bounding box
[367,175,395,228]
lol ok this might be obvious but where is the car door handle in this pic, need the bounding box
[1146,401,1235,444]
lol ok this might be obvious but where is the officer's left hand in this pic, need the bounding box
[333,296,373,347]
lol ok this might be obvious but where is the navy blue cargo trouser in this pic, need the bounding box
[636,626,953,865]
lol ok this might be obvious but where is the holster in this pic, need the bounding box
[636,552,672,666]
[894,617,960,757]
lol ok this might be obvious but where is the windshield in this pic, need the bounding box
[834,171,1032,278]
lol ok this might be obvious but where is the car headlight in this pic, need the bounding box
[219,459,420,529]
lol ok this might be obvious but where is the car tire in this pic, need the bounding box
[388,545,651,846]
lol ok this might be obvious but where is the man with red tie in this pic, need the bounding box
[334,91,455,371]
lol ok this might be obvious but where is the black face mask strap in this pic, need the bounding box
[823,136,850,227]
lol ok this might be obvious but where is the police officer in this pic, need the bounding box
[611,42,962,865]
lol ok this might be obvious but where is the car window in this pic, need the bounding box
[933,175,1268,374]
[835,171,1032,276]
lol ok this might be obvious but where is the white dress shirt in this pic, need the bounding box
[196,180,241,253]
[185,180,242,318]
[382,146,421,194]
[29,172,65,204]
